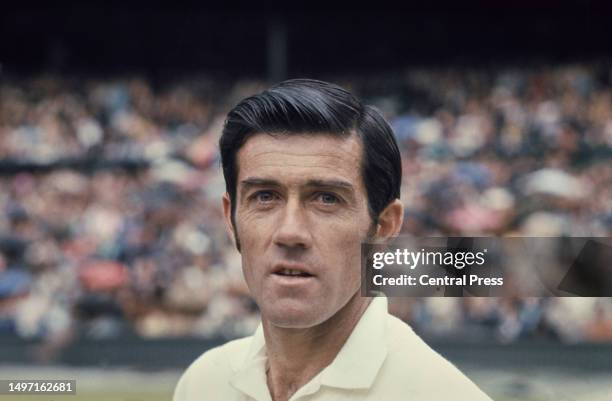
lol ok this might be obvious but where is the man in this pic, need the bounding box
[173,79,492,401]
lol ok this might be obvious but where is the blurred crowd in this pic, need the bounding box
[1,65,611,351]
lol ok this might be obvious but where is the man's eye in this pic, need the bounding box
[316,193,339,204]
[254,191,276,202]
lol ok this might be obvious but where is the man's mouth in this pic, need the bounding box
[271,263,315,278]
[274,268,313,277]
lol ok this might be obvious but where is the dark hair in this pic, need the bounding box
[220,78,401,225]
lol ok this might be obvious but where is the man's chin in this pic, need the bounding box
[262,303,326,329]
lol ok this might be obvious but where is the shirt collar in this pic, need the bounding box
[229,296,389,398]
[318,296,388,389]
[228,324,270,401]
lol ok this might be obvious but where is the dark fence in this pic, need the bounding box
[2,336,612,372]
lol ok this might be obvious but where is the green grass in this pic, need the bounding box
[0,392,552,401]
[1,392,172,401]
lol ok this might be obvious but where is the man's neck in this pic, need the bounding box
[261,294,372,401]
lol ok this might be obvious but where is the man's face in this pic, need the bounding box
[226,133,373,329]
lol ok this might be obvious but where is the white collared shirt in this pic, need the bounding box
[173,297,493,401]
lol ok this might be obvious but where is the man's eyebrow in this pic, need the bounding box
[238,177,356,201]
[239,177,282,189]
[239,178,354,191]
[304,179,354,191]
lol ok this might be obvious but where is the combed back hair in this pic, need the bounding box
[219,78,402,223]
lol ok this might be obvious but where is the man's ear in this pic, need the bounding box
[222,192,238,249]
[375,199,404,242]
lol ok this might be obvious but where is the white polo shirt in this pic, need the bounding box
[173,297,493,401]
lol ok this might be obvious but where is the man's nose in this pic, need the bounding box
[272,198,312,249]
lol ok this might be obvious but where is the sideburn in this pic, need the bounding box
[231,211,241,252]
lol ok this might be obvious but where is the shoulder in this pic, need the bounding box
[184,336,251,374]
[379,314,493,401]
[172,336,251,401]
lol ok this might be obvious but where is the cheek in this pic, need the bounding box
[236,224,269,280]
[240,253,265,300]
[236,212,272,250]
[236,206,279,238]
[324,215,370,247]
[317,222,367,279]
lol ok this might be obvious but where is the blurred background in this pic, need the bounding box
[1,3,612,400]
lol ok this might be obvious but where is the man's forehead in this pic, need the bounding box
[236,133,363,181]
[239,132,361,155]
